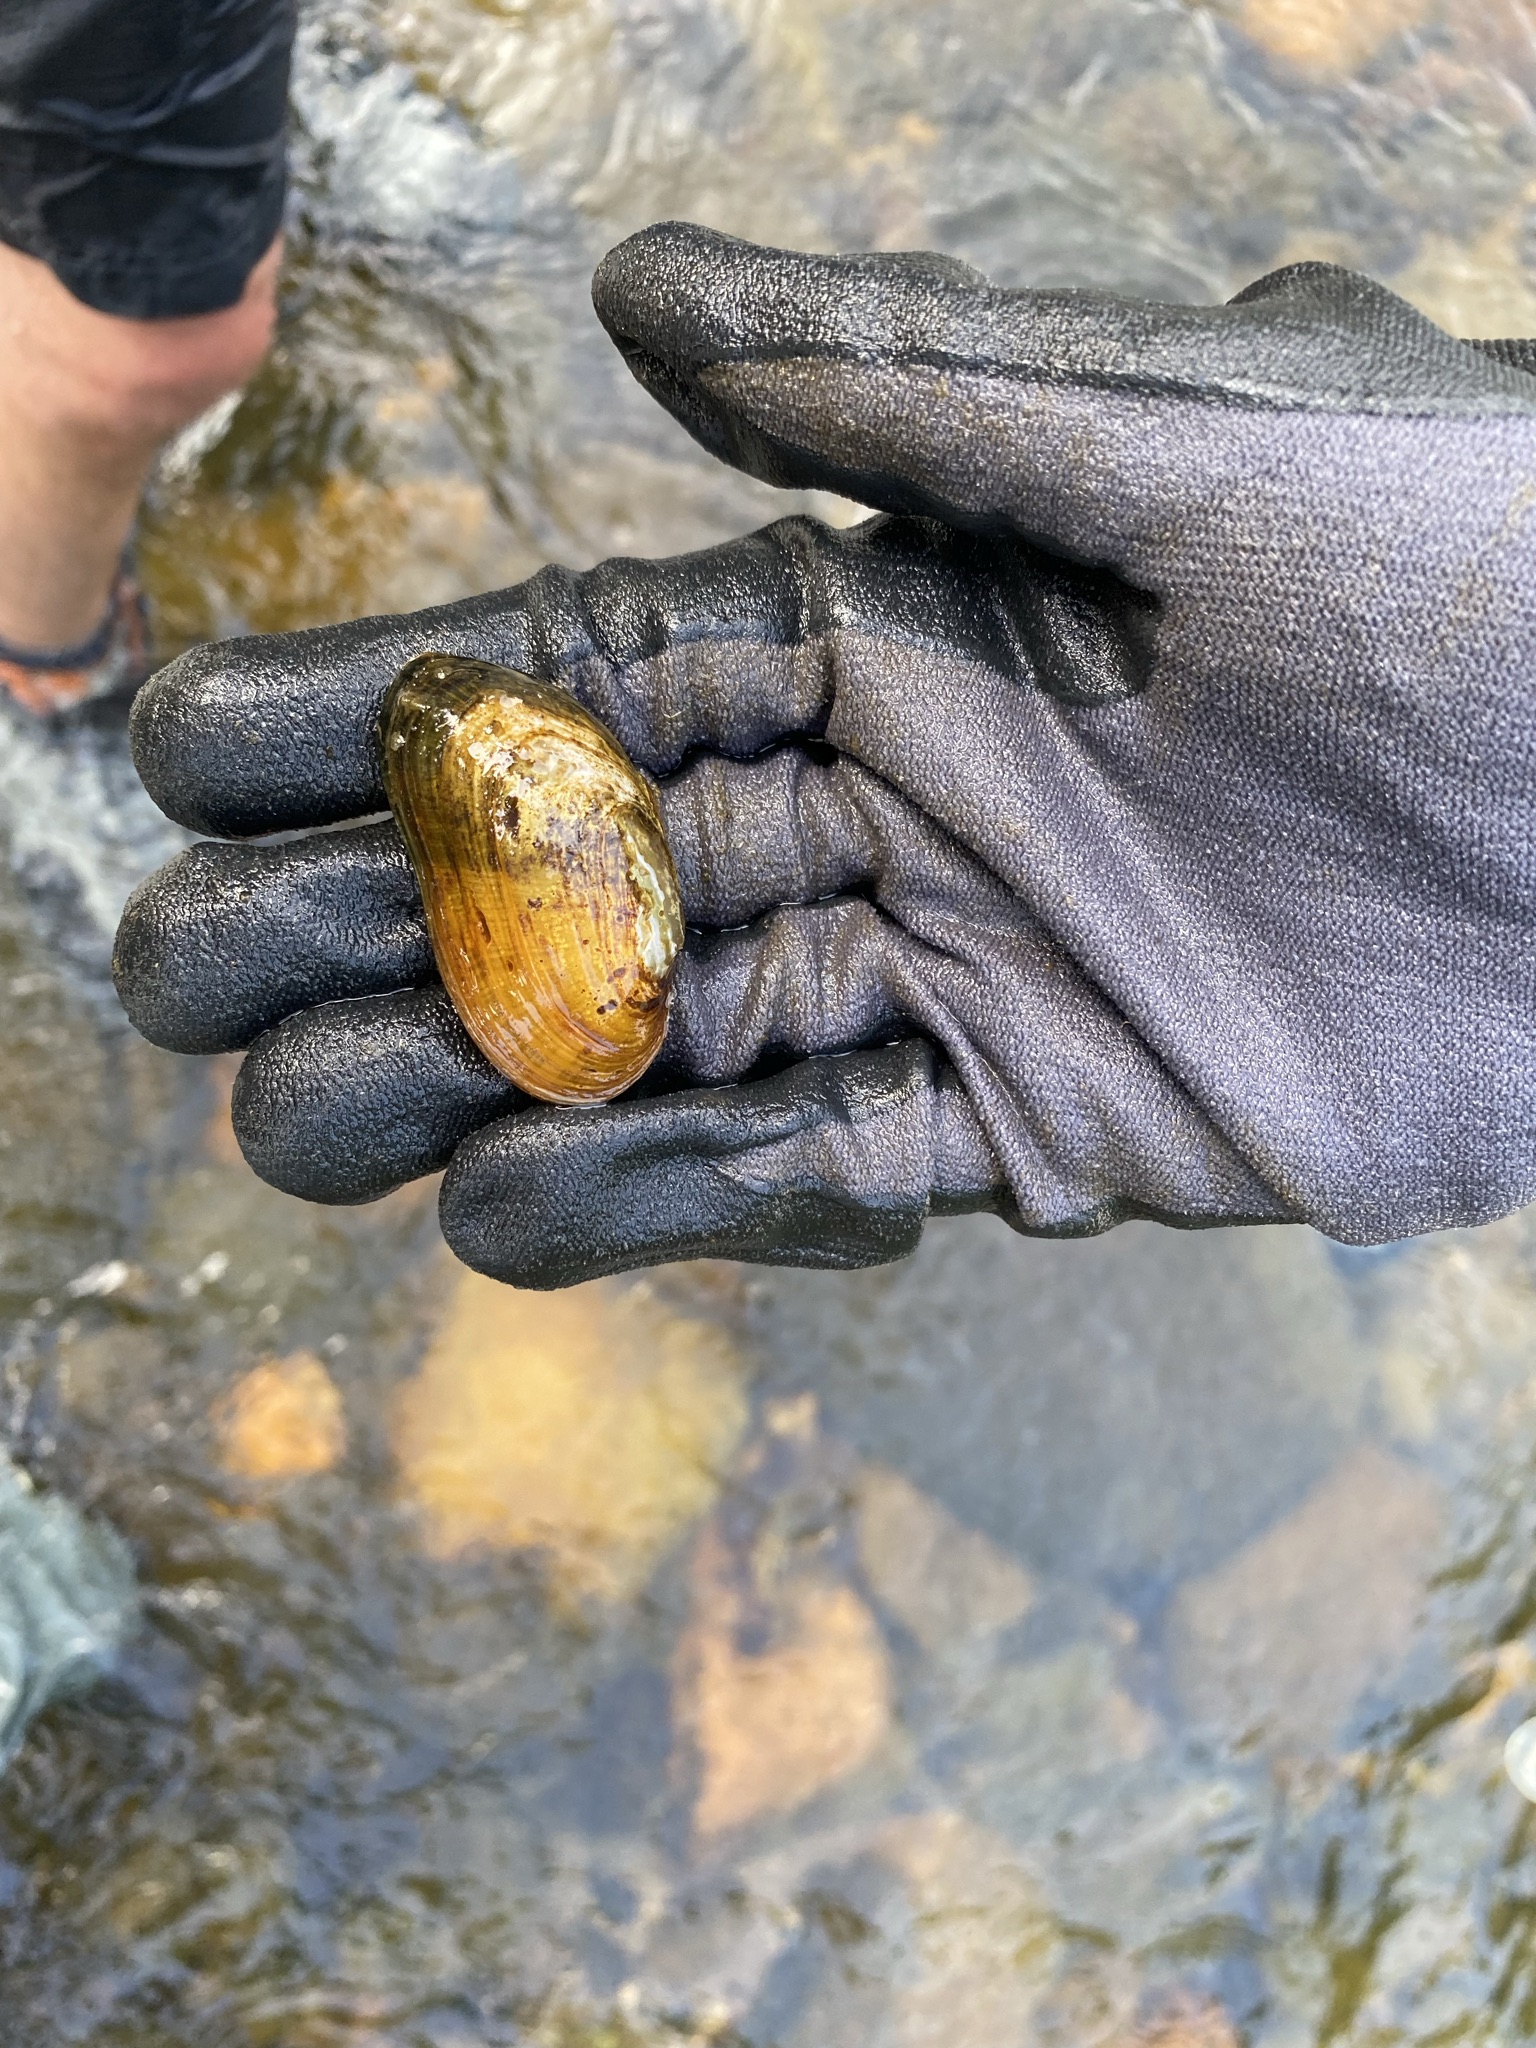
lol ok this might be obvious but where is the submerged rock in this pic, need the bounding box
[214,1350,347,1482]
[1505,1718,1536,1802]
[0,1452,137,1768]
[1167,1441,1443,1754]
[392,1263,748,1605]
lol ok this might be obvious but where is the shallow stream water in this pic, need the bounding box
[6,1,1536,2041]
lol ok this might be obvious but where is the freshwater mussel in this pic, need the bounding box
[379,653,683,1104]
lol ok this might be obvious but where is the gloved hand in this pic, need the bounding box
[115,223,1536,1287]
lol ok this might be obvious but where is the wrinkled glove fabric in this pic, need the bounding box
[115,228,1536,1286]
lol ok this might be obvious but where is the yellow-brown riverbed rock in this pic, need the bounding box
[1207,0,1433,76]
[675,1515,893,1841]
[1122,1994,1242,2048]
[214,1350,346,1481]
[392,1267,748,1605]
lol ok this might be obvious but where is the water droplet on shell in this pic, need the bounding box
[379,653,683,1105]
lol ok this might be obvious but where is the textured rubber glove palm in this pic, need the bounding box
[116,225,1536,1286]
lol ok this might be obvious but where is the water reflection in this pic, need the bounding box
[5,0,1536,2041]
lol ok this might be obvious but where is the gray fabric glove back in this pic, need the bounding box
[114,223,1536,1286]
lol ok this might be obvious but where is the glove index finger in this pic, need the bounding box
[133,516,894,848]
[130,600,534,838]
[594,223,1536,572]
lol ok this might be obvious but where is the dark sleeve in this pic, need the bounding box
[0,0,296,318]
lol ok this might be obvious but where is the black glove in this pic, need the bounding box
[115,224,1536,1287]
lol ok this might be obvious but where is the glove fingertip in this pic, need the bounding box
[128,644,235,836]
[233,989,519,1206]
[591,220,738,345]
[129,619,402,837]
[112,850,239,1054]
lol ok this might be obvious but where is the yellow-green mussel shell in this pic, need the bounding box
[379,653,683,1105]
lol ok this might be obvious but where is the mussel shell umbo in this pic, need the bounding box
[379,653,683,1105]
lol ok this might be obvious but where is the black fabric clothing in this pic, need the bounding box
[0,0,295,319]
